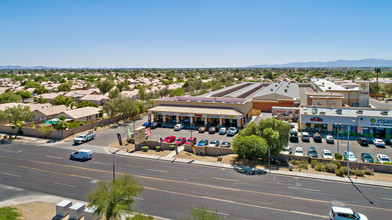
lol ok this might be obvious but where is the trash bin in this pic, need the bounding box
[289,164,293,171]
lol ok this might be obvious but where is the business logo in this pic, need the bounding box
[370,118,376,123]
[310,117,323,122]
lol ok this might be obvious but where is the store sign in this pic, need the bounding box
[358,117,392,128]
[310,117,323,122]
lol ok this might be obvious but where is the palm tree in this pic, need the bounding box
[87,174,144,220]
[65,97,76,109]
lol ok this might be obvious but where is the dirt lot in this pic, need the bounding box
[110,140,172,157]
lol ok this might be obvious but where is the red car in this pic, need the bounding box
[185,137,197,145]
[162,136,176,143]
[175,137,186,146]
[209,127,217,134]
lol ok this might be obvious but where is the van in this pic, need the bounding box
[301,132,310,142]
[70,149,93,161]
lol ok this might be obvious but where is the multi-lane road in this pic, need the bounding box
[1,142,391,220]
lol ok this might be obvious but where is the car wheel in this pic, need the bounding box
[83,157,86,161]
[70,156,74,159]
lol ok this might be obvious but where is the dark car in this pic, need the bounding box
[313,133,322,143]
[307,147,318,158]
[357,137,368,146]
[208,127,217,134]
[289,131,299,142]
[221,142,231,148]
[385,139,392,146]
[150,122,161,129]
[361,153,374,163]
[142,122,151,128]
[197,139,209,146]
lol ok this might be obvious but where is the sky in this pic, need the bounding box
[0,0,392,68]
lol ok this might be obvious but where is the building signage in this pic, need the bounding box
[310,117,323,122]
[358,117,392,128]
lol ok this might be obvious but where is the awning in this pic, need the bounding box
[148,105,243,117]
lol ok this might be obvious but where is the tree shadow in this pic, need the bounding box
[0,139,12,145]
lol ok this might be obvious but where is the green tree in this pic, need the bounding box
[116,80,130,92]
[369,82,381,98]
[33,86,49,95]
[65,97,76,109]
[53,95,73,106]
[57,83,71,92]
[16,90,33,100]
[383,83,392,98]
[53,116,68,131]
[103,96,146,121]
[138,86,146,100]
[97,79,115,94]
[0,206,22,220]
[109,87,121,99]
[0,105,35,139]
[181,205,224,220]
[0,91,22,103]
[23,80,40,89]
[77,101,99,108]
[34,95,49,104]
[232,134,268,160]
[87,174,144,220]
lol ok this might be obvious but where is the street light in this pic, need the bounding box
[347,120,356,178]
[334,123,341,154]
[113,145,126,180]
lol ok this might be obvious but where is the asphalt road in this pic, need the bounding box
[1,142,391,220]
[370,98,392,109]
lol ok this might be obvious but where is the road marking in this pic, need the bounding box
[54,182,76,188]
[194,208,229,216]
[3,150,23,153]
[93,162,112,166]
[45,156,64,159]
[212,177,239,182]
[381,198,392,201]
[134,197,144,200]
[2,172,21,178]
[145,169,168,173]
[288,186,320,192]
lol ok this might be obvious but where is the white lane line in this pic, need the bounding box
[2,172,21,178]
[54,182,76,188]
[133,197,144,200]
[381,198,392,201]
[145,169,168,173]
[194,208,229,216]
[290,210,326,218]
[4,150,23,153]
[288,186,320,192]
[45,155,64,159]
[212,177,239,182]
[93,162,112,166]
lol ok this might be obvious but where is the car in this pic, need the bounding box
[219,127,227,135]
[227,127,238,136]
[322,149,334,159]
[357,137,368,146]
[73,131,95,144]
[326,135,334,144]
[150,122,161,129]
[174,137,186,146]
[329,206,368,220]
[294,147,304,156]
[162,136,176,143]
[385,139,392,146]
[280,147,290,155]
[377,154,391,164]
[142,122,151,128]
[372,139,385,147]
[301,132,310,142]
[307,147,318,158]
[185,137,197,145]
[197,139,209,146]
[174,124,184,131]
[198,127,207,133]
[70,149,93,161]
[221,141,231,148]
[208,127,217,134]
[361,153,374,163]
[208,139,219,147]
[344,151,358,162]
[313,133,322,143]
[290,123,296,129]
[289,130,299,142]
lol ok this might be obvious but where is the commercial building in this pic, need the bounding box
[148,96,253,128]
[300,105,392,139]
[306,92,345,107]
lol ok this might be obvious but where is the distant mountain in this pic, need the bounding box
[249,58,392,68]
[0,65,58,69]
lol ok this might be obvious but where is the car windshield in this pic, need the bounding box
[77,135,84,138]
[296,150,303,153]
[381,158,390,162]
[222,142,228,145]
[282,149,289,152]
[164,137,171,140]
[349,154,356,158]
[210,141,216,144]
[309,150,316,154]
[199,140,205,143]
[324,153,332,156]
[176,139,182,141]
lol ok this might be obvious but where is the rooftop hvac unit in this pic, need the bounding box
[319,111,326,115]
[328,87,332,89]
[312,109,318,114]
[381,111,388,115]
[356,110,363,114]
[284,89,287,92]
[336,109,342,114]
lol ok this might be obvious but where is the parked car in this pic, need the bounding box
[208,127,217,134]
[70,149,93,161]
[185,137,197,145]
[174,137,186,146]
[227,127,238,136]
[290,123,296,129]
[322,149,334,159]
[208,140,220,147]
[385,139,392,146]
[294,147,304,156]
[219,127,227,135]
[307,147,318,158]
[150,122,161,129]
[361,153,374,163]
[377,154,391,164]
[197,139,209,146]
[344,151,358,162]
[329,206,368,220]
[142,122,151,128]
[326,135,334,144]
[357,137,368,146]
[313,133,322,143]
[198,126,207,133]
[162,136,176,143]
[174,124,184,131]
[280,147,290,155]
[289,130,298,142]
[221,142,231,148]
[301,132,310,142]
[73,131,96,144]
[372,139,385,147]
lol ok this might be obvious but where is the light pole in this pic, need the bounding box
[347,120,356,178]
[334,123,341,154]
[113,146,126,180]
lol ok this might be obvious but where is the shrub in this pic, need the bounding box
[335,167,345,177]
[310,160,318,168]
[0,206,22,220]
[3,135,8,139]
[128,214,153,220]
[141,146,149,152]
[324,163,338,173]
[156,146,161,152]
[364,169,374,176]
[298,164,308,170]
[169,145,175,150]
[383,162,392,166]
[315,163,325,172]
[352,169,365,177]
[330,160,341,169]
[334,153,342,160]
[289,160,301,165]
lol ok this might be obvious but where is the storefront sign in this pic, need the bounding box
[310,117,323,122]
[358,117,392,128]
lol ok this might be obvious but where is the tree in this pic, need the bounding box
[16,90,33,100]
[0,105,35,139]
[383,83,392,98]
[181,205,224,220]
[103,96,146,122]
[33,86,49,95]
[53,95,73,106]
[57,83,71,92]
[87,174,144,220]
[0,206,22,220]
[369,82,381,98]
[23,80,40,89]
[138,86,146,100]
[97,79,115,94]
[232,135,268,160]
[109,88,121,99]
[77,101,99,108]
[53,116,68,131]
[0,91,22,103]
[116,80,130,92]
[34,95,49,104]
[65,97,76,109]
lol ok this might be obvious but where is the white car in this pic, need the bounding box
[219,127,227,135]
[73,131,96,144]
[377,154,391,164]
[70,149,93,161]
[174,124,184,131]
[301,132,310,142]
[372,139,385,147]
[294,147,304,156]
[280,147,290,155]
[326,135,334,144]
[344,151,358,162]
[329,206,368,220]
[208,140,219,147]
[322,149,334,159]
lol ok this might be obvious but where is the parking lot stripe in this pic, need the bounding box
[288,186,320,192]
[212,177,239,182]
[45,155,64,159]
[145,168,168,173]
[54,182,76,188]
[2,172,21,178]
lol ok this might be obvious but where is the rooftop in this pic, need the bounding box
[301,105,391,117]
[157,96,250,104]
[311,78,361,91]
[148,105,243,117]
[251,82,300,101]
[60,107,100,119]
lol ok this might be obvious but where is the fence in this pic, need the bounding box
[183,144,234,156]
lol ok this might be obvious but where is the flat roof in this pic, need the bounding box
[223,83,262,98]
[301,106,391,117]
[148,105,243,117]
[251,82,300,100]
[198,82,250,97]
[157,96,250,104]
[311,78,360,91]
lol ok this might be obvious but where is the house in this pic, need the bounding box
[120,90,139,99]
[57,107,100,122]
[80,95,109,106]
[0,103,52,111]
[34,105,67,121]
[38,93,63,103]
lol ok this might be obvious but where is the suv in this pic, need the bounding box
[357,137,368,146]
[313,133,322,143]
[307,147,318,158]
[289,131,298,142]
[301,132,310,142]
[360,153,374,163]
[329,206,368,220]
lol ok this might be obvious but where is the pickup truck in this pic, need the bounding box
[74,131,96,144]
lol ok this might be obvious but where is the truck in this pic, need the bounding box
[74,131,96,144]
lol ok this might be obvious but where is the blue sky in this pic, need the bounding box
[1,0,391,68]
